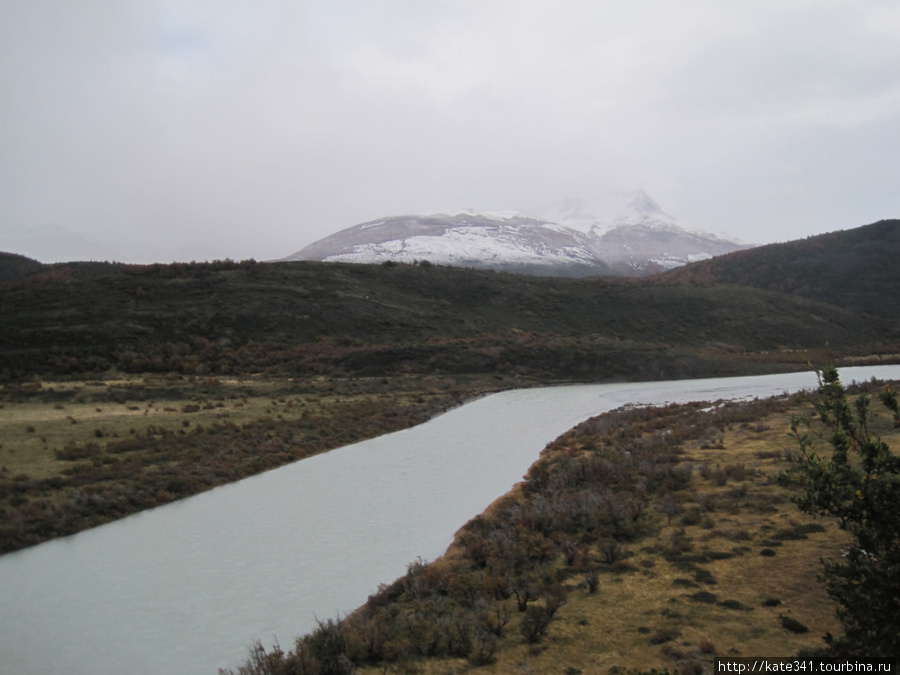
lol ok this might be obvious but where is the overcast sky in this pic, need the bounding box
[2,0,900,263]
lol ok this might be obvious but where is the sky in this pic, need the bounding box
[2,0,900,263]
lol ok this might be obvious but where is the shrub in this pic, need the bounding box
[780,615,809,634]
[303,616,355,674]
[599,538,624,565]
[520,605,552,643]
[469,628,498,666]
[680,507,703,526]
[649,627,680,644]
[698,638,716,654]
[688,591,718,604]
[543,584,567,619]
[583,567,599,594]
[784,366,900,656]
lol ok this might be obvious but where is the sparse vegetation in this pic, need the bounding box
[223,387,891,674]
[781,366,900,658]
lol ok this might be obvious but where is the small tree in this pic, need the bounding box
[784,366,900,657]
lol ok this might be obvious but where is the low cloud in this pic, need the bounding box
[2,0,899,262]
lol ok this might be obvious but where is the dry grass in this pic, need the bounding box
[0,377,364,479]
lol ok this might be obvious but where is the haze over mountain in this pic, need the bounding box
[283,191,749,276]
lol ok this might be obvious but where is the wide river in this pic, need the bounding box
[2,366,899,674]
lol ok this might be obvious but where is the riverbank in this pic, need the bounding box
[0,372,508,555]
[225,375,900,674]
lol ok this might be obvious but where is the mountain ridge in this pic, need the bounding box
[283,191,750,276]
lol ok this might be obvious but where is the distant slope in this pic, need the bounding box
[0,253,125,283]
[0,252,44,282]
[664,220,900,317]
[0,259,895,382]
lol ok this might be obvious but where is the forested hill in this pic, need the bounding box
[0,258,896,382]
[0,252,45,282]
[663,219,900,318]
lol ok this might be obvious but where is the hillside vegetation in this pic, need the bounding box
[664,219,900,318]
[1,258,896,383]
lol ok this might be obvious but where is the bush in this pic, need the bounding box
[688,591,718,604]
[303,617,355,675]
[783,366,900,657]
[780,615,809,634]
[649,627,680,644]
[583,567,599,594]
[520,605,552,644]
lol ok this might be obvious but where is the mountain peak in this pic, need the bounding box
[283,193,750,276]
[530,190,680,233]
[628,190,667,218]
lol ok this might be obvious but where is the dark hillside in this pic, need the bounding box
[663,220,900,317]
[0,252,44,282]
[0,259,895,382]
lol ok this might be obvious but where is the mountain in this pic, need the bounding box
[664,219,900,318]
[286,212,613,276]
[283,191,749,276]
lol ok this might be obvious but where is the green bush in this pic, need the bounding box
[783,366,900,657]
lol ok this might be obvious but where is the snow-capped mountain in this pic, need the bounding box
[283,191,750,276]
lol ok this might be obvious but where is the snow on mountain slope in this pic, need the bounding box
[283,192,749,276]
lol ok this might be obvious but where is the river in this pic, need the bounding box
[1,366,899,674]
